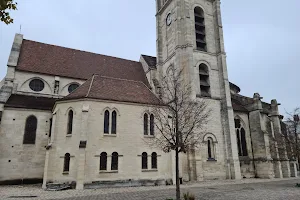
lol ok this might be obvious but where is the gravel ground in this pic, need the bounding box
[0,178,299,200]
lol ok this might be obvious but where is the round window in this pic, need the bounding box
[68,83,79,93]
[29,79,44,92]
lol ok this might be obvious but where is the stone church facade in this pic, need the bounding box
[0,0,297,189]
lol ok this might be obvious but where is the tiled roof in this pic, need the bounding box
[231,97,248,112]
[141,55,157,68]
[17,40,149,85]
[231,93,272,113]
[5,94,56,111]
[62,75,161,105]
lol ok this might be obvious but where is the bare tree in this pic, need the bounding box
[146,66,211,200]
[285,108,300,167]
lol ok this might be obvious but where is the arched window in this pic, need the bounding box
[104,110,110,134]
[100,152,107,170]
[23,115,37,144]
[144,114,148,135]
[111,111,117,134]
[207,137,214,159]
[235,118,248,157]
[67,110,73,135]
[111,152,119,170]
[151,152,157,169]
[194,7,206,51]
[150,114,155,136]
[199,64,210,97]
[142,152,148,169]
[63,153,70,172]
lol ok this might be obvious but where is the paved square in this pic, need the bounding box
[1,178,300,200]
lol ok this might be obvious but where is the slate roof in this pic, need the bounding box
[231,97,248,112]
[62,75,161,105]
[17,40,149,85]
[231,93,273,114]
[141,55,157,68]
[5,94,56,111]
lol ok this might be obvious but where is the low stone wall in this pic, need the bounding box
[84,178,170,189]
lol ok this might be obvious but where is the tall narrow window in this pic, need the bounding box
[208,139,212,159]
[111,111,117,134]
[67,110,73,135]
[240,128,248,156]
[207,137,216,160]
[63,153,70,172]
[235,118,248,157]
[49,118,53,138]
[150,114,154,136]
[111,152,119,170]
[236,129,242,156]
[100,152,107,170]
[194,7,206,51]
[104,110,110,134]
[144,114,148,135]
[151,152,157,169]
[142,152,148,169]
[199,64,210,97]
[23,115,37,144]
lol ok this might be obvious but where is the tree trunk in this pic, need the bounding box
[176,147,180,200]
[295,126,299,169]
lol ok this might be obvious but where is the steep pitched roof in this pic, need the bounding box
[5,94,56,111]
[17,40,149,85]
[141,55,157,68]
[62,75,161,105]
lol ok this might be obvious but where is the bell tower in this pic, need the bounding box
[155,0,242,180]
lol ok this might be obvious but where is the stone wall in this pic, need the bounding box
[14,71,85,98]
[0,108,52,183]
[45,100,173,185]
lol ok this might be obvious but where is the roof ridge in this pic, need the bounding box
[86,74,98,97]
[99,75,147,84]
[23,39,140,64]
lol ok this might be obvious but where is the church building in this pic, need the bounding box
[0,0,297,189]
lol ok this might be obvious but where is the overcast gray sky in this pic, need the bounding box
[0,0,299,115]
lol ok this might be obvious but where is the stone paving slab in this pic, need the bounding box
[0,178,299,200]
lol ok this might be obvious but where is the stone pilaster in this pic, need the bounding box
[42,150,50,189]
[270,99,290,178]
[75,148,86,190]
[248,94,275,178]
[75,104,89,189]
[213,0,241,180]
[290,162,298,177]
[42,112,56,189]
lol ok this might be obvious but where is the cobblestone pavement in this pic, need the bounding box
[1,178,300,200]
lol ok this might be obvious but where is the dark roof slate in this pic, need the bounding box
[231,97,248,112]
[5,94,56,111]
[141,55,157,68]
[17,40,149,85]
[62,75,161,105]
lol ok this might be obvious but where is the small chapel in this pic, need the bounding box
[0,0,297,189]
